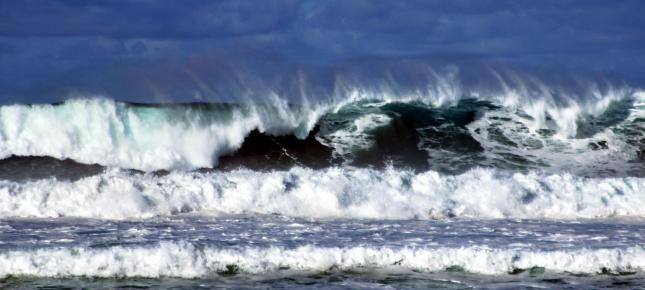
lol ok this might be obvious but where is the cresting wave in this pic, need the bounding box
[0,167,643,220]
[1,242,644,278]
[0,98,324,171]
[0,83,642,174]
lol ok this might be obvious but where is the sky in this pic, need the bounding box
[0,0,644,103]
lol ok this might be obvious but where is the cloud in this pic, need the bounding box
[0,0,298,39]
[0,0,644,102]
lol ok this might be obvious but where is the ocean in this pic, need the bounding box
[0,85,643,289]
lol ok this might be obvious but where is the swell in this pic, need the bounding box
[0,167,643,220]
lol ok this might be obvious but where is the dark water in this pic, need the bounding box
[4,271,645,289]
[221,99,644,175]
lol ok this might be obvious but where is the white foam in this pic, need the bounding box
[486,71,632,138]
[341,70,636,139]
[1,242,644,278]
[466,89,644,175]
[0,98,326,171]
[317,113,392,159]
[0,167,643,220]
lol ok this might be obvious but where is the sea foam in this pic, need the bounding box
[0,167,642,220]
[0,98,325,171]
[1,242,644,278]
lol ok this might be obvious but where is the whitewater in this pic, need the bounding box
[1,215,645,288]
[0,84,641,174]
[4,243,645,277]
[0,77,643,288]
[0,167,643,220]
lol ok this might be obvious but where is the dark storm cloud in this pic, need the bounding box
[0,0,644,103]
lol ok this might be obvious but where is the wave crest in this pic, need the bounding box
[0,98,323,171]
[0,85,641,172]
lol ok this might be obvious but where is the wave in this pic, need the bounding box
[0,83,642,174]
[0,98,325,171]
[1,242,644,278]
[0,167,643,220]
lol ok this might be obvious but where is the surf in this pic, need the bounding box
[0,166,643,220]
[0,77,641,174]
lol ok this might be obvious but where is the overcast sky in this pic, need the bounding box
[1,0,644,103]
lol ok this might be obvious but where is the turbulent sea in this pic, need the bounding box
[0,80,644,289]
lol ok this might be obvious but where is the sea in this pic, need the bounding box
[0,79,643,289]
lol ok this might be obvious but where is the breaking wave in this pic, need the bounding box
[0,167,643,220]
[0,78,642,175]
[0,98,324,171]
[2,242,644,278]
